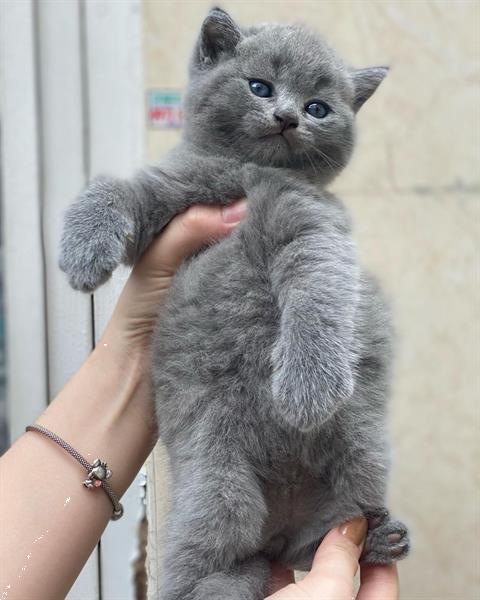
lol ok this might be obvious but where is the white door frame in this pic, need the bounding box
[0,1,144,597]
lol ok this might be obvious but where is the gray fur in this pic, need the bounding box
[60,8,409,598]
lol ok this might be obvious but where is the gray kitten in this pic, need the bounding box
[60,8,409,599]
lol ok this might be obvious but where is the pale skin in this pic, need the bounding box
[0,200,398,600]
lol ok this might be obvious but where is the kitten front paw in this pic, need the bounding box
[272,345,354,431]
[361,508,410,564]
[59,177,134,292]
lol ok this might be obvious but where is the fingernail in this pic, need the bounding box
[221,200,248,224]
[338,517,367,547]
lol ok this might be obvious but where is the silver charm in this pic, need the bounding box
[83,458,112,489]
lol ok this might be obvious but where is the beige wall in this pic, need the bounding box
[143,1,480,598]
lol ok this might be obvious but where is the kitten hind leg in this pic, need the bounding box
[160,459,268,600]
[187,555,271,600]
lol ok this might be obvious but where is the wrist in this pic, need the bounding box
[96,323,148,382]
[100,319,154,360]
[37,332,156,497]
[103,266,173,355]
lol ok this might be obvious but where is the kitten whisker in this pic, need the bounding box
[310,147,341,172]
[302,150,319,177]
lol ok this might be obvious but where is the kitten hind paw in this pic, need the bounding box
[361,508,410,564]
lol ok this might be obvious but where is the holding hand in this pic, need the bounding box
[268,517,399,600]
[105,199,248,356]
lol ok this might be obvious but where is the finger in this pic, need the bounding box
[136,200,247,276]
[269,563,295,594]
[356,563,399,600]
[266,518,367,600]
[296,518,367,599]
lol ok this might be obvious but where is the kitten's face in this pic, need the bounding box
[184,10,387,183]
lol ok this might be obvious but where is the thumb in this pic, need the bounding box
[267,517,367,600]
[302,517,367,599]
[136,200,247,276]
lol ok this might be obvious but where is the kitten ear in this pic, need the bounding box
[351,66,389,112]
[196,7,242,67]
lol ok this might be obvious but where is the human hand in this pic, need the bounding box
[267,517,399,600]
[101,200,247,356]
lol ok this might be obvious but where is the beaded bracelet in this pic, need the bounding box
[26,424,124,520]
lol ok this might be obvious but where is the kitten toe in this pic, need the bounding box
[60,176,134,291]
[364,506,390,530]
[60,248,119,292]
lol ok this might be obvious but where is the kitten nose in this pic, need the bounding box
[274,111,298,130]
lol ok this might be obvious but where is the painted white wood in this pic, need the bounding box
[0,1,48,441]
[84,1,145,598]
[1,1,144,597]
[33,2,100,598]
[37,0,93,395]
[146,446,171,599]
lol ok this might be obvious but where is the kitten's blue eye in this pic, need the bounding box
[305,101,330,119]
[249,80,273,98]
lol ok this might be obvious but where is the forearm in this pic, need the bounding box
[0,329,155,600]
[1,202,244,598]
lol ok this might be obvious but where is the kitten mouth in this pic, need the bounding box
[259,131,290,145]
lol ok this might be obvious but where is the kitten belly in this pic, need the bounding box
[152,231,280,431]
[151,231,371,561]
